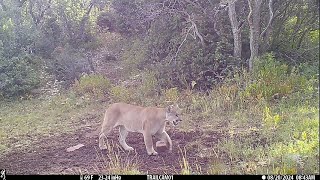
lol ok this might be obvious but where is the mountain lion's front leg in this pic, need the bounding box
[162,131,172,152]
[143,130,158,156]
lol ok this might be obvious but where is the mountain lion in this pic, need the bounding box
[99,103,182,155]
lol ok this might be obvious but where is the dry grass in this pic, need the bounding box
[94,139,140,174]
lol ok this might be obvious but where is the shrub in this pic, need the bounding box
[72,74,111,98]
[298,62,319,79]
[213,83,239,111]
[164,87,179,103]
[117,5,238,90]
[48,46,92,87]
[121,39,147,75]
[0,55,42,99]
[241,53,309,101]
[140,71,160,97]
[109,85,132,103]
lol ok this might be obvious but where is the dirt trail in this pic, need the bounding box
[0,126,222,175]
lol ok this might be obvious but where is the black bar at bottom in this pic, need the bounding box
[5,174,320,180]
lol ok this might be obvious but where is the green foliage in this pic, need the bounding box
[297,62,319,79]
[81,35,104,51]
[271,3,319,65]
[263,106,282,129]
[214,83,239,111]
[112,0,238,90]
[218,138,243,162]
[0,0,106,100]
[148,28,233,90]
[121,39,148,74]
[140,71,160,97]
[0,55,42,98]
[73,74,111,98]
[109,85,132,103]
[209,159,227,174]
[105,0,149,36]
[48,46,92,87]
[242,53,309,101]
[164,87,179,103]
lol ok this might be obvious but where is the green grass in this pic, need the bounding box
[205,95,319,174]
[0,94,108,156]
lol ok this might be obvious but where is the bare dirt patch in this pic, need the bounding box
[0,126,223,175]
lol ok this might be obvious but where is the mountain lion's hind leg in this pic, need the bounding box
[99,126,113,150]
[99,114,117,150]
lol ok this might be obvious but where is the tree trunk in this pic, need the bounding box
[78,2,94,41]
[260,0,274,53]
[86,52,95,73]
[247,0,262,71]
[228,0,242,60]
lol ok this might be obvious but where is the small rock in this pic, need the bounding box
[66,144,85,152]
[15,144,23,148]
[156,141,167,152]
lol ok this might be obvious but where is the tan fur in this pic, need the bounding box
[99,102,182,155]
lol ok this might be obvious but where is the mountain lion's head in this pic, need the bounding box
[165,104,182,126]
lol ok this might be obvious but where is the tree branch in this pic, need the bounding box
[260,0,273,39]
[184,12,205,47]
[78,2,94,40]
[247,0,253,27]
[169,25,193,64]
[190,19,205,47]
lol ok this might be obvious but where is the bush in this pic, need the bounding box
[109,85,132,103]
[48,46,92,88]
[72,74,111,98]
[117,5,237,90]
[164,87,179,103]
[121,39,148,75]
[298,62,319,79]
[241,53,309,101]
[140,71,160,97]
[0,55,42,99]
